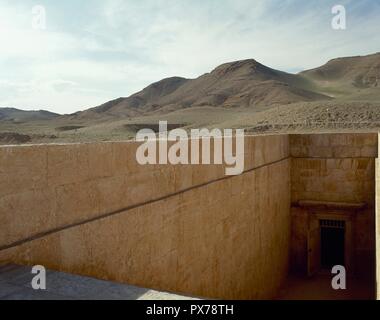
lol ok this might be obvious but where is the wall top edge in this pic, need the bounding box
[0,132,378,149]
[289,132,379,137]
[0,134,289,149]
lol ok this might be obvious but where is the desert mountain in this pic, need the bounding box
[0,107,59,122]
[300,52,380,99]
[71,77,189,120]
[1,53,380,144]
[71,59,332,120]
[2,53,380,123]
[56,53,380,121]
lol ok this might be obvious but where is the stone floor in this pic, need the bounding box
[0,264,197,300]
[276,274,375,300]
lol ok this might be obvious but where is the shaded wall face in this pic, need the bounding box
[0,135,291,299]
[376,152,380,299]
[290,134,377,278]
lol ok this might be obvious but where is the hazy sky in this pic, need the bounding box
[0,0,379,114]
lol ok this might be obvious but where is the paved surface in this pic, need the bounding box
[276,274,375,300]
[0,264,198,300]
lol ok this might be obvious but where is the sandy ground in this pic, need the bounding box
[2,100,380,145]
[276,274,375,300]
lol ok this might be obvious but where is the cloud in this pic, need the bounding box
[0,0,379,114]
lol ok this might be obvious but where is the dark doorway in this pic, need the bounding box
[320,220,345,269]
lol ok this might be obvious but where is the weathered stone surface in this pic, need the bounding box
[290,133,378,158]
[290,133,377,286]
[292,158,375,204]
[0,135,289,248]
[0,145,47,197]
[1,132,379,299]
[0,158,291,300]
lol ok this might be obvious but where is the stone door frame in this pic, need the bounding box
[308,209,354,276]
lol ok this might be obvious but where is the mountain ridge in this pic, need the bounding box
[0,107,60,122]
[72,57,335,120]
[76,52,380,119]
[2,52,380,122]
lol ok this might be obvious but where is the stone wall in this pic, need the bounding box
[376,133,380,299]
[0,135,291,299]
[1,132,378,299]
[290,133,377,279]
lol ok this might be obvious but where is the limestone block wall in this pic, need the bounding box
[0,135,291,299]
[0,136,288,250]
[290,133,377,278]
[376,133,380,299]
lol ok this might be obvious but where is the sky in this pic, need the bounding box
[0,0,379,114]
